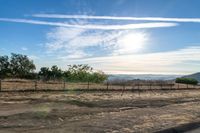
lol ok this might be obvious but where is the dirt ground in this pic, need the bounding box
[1,90,200,133]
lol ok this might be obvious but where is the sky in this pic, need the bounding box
[0,0,200,75]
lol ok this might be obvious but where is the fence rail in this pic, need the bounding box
[0,79,199,92]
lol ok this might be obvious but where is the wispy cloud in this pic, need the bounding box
[28,55,39,60]
[0,18,177,30]
[56,46,200,74]
[44,26,200,74]
[21,47,28,51]
[2,15,199,74]
[33,14,200,23]
[45,27,149,59]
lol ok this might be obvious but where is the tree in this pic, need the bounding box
[176,78,198,85]
[68,64,92,73]
[0,55,10,79]
[67,64,93,82]
[63,70,71,81]
[65,64,107,83]
[0,53,108,83]
[38,66,63,81]
[89,71,108,83]
[10,53,36,78]
[6,52,200,88]
[50,65,63,80]
[38,67,51,81]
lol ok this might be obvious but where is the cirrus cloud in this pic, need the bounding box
[0,18,178,30]
[33,14,200,23]
[45,26,149,59]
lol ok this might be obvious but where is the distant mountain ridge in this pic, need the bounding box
[108,74,181,81]
[183,72,200,82]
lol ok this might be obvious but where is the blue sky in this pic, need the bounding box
[0,0,200,74]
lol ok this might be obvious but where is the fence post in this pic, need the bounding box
[123,84,125,90]
[87,81,89,89]
[132,83,135,91]
[106,81,109,90]
[121,83,125,96]
[178,83,179,89]
[0,80,1,92]
[187,84,188,89]
[63,81,66,90]
[34,81,37,91]
[138,83,140,96]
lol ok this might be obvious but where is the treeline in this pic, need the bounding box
[0,53,107,83]
[38,64,107,83]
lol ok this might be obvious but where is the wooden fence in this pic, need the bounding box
[0,79,200,92]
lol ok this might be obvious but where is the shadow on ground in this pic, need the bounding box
[155,121,200,133]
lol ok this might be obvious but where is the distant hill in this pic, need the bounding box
[183,72,200,82]
[108,74,181,81]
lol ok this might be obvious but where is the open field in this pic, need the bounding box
[1,90,200,132]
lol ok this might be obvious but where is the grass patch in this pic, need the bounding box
[67,100,95,107]
[33,111,49,119]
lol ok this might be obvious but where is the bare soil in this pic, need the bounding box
[0,90,200,133]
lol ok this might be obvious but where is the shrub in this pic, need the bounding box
[175,78,198,85]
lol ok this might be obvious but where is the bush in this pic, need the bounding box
[89,71,108,83]
[64,64,108,83]
[175,78,198,85]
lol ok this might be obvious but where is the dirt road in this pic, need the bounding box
[0,90,200,133]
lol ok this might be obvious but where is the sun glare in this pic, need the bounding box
[116,32,147,54]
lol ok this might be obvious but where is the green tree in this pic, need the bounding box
[67,64,93,82]
[39,66,63,81]
[65,64,107,83]
[63,70,71,81]
[176,78,198,85]
[0,55,10,79]
[38,67,51,81]
[50,65,63,80]
[89,71,108,83]
[10,53,36,78]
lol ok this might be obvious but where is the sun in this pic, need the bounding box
[116,32,148,54]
